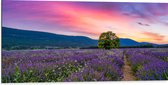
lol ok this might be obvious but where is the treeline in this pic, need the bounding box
[81,44,168,49]
[120,44,154,48]
[3,44,168,50]
[2,46,81,50]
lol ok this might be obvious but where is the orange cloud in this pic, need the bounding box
[142,32,165,41]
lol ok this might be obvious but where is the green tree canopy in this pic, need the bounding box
[98,31,120,49]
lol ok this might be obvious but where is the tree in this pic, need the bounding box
[98,31,120,49]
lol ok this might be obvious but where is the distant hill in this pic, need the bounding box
[2,27,98,49]
[2,27,162,50]
[120,38,142,46]
[156,44,168,48]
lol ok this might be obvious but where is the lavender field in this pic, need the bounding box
[2,48,168,82]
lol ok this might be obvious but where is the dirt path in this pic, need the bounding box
[122,55,136,81]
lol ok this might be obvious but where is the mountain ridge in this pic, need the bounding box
[2,27,163,49]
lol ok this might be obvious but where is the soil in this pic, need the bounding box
[122,55,136,81]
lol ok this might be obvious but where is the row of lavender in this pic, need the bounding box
[125,48,168,80]
[2,49,124,82]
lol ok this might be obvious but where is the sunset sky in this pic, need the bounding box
[2,0,168,44]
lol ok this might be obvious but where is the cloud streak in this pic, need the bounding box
[137,22,150,26]
[143,32,165,41]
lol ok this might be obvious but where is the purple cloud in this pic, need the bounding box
[137,22,150,26]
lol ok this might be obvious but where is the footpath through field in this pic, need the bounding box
[122,54,136,81]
